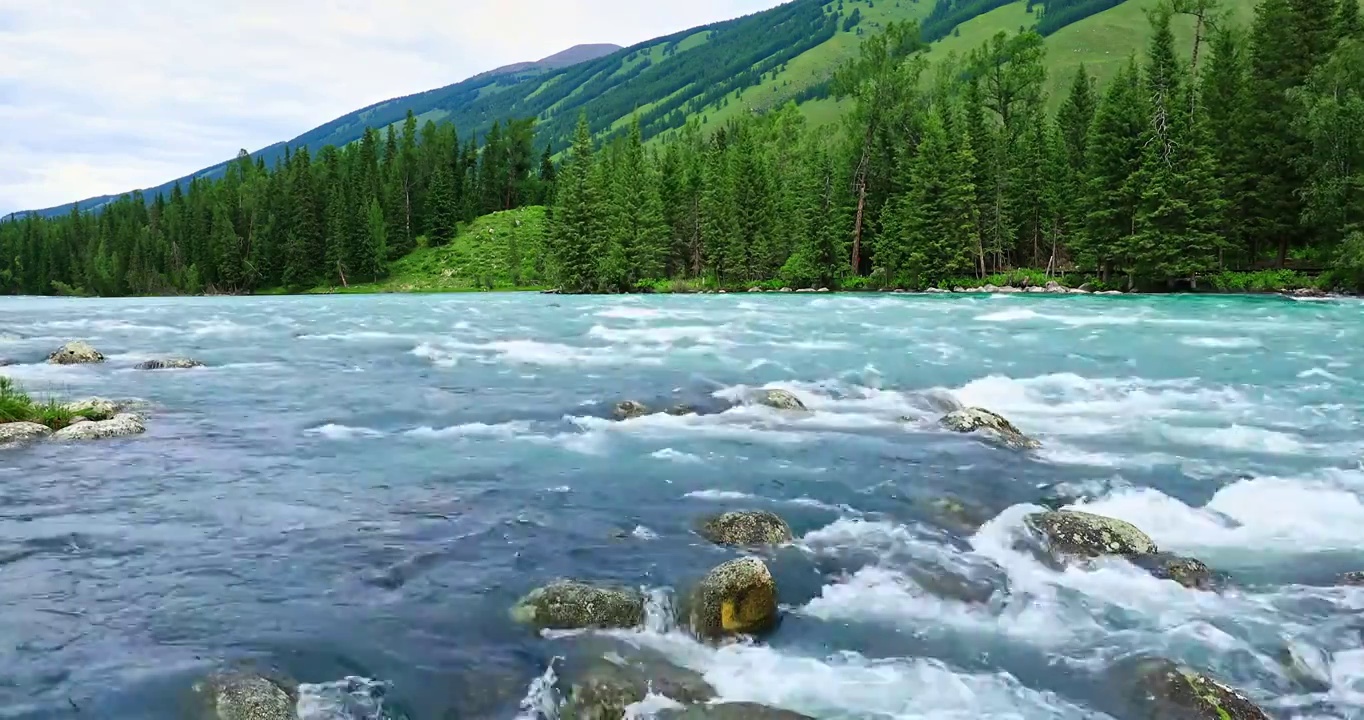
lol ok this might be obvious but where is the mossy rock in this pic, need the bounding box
[1125,659,1269,720]
[136,358,205,370]
[62,397,119,421]
[47,340,104,365]
[613,401,650,421]
[560,644,715,720]
[0,422,52,447]
[659,703,815,719]
[929,496,992,534]
[687,557,778,640]
[940,407,1040,450]
[697,510,793,547]
[510,580,644,630]
[751,389,807,411]
[1130,552,1218,590]
[1026,510,1157,558]
[191,671,296,720]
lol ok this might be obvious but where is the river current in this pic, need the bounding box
[2,292,1363,719]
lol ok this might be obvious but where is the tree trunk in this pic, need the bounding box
[851,172,868,275]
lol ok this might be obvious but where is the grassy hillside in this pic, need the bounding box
[315,207,550,294]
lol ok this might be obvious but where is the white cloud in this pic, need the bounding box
[0,0,784,214]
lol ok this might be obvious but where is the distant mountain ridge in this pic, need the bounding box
[14,0,1257,220]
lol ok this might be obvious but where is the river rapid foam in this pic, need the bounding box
[2,292,1363,719]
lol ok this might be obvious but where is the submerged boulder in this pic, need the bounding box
[47,340,104,365]
[660,703,815,720]
[0,422,53,446]
[62,397,118,421]
[697,510,793,547]
[666,404,698,416]
[1121,658,1269,720]
[940,407,1040,450]
[52,413,146,441]
[510,580,644,630]
[135,358,205,370]
[687,557,779,640]
[192,671,295,720]
[1027,510,1158,558]
[751,388,807,412]
[929,496,993,534]
[613,400,650,421]
[560,643,715,720]
[1130,552,1218,591]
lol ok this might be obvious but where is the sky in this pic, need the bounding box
[0,0,786,215]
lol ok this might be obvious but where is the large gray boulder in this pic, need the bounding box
[0,422,52,447]
[940,408,1040,450]
[697,510,793,547]
[1121,658,1269,720]
[1130,552,1218,591]
[52,413,145,441]
[751,388,807,411]
[1027,510,1157,558]
[47,341,104,365]
[510,580,644,630]
[135,358,205,370]
[660,703,815,720]
[560,644,715,720]
[62,397,118,421]
[191,672,295,720]
[687,557,779,640]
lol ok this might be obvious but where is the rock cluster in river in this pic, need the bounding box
[510,580,645,630]
[940,407,1040,450]
[697,510,793,547]
[751,388,807,411]
[687,556,779,640]
[1026,509,1216,590]
[1122,658,1269,720]
[47,340,104,364]
[135,357,205,370]
[192,671,296,720]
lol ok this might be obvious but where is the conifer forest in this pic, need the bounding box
[2,0,1362,296]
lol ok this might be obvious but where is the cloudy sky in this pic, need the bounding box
[0,0,785,215]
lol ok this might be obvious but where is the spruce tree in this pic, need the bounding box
[548,114,604,293]
[1339,0,1362,38]
[1079,57,1146,283]
[1203,25,1258,263]
[426,166,459,246]
[603,118,669,290]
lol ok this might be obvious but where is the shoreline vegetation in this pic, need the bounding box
[3,0,1362,301]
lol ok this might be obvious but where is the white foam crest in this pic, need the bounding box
[1299,367,1349,382]
[614,632,1102,719]
[586,324,727,346]
[300,330,420,342]
[418,338,664,367]
[514,660,561,720]
[1160,424,1310,455]
[296,676,389,720]
[975,308,1040,322]
[766,338,854,351]
[651,448,704,464]
[632,525,659,540]
[1074,474,1364,554]
[1180,336,1263,349]
[684,489,759,501]
[34,318,177,334]
[189,318,255,337]
[596,305,665,320]
[305,424,385,440]
[974,307,1143,327]
[623,692,684,719]
[406,421,533,439]
[951,373,1251,439]
[799,566,1070,642]
[569,413,811,446]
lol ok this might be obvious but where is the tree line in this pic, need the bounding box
[0,113,550,295]
[543,0,1364,292]
[4,0,1363,296]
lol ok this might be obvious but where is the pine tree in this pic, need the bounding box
[1339,0,1362,38]
[549,114,604,292]
[1130,10,1225,283]
[1079,57,1147,283]
[1203,24,1258,263]
[426,166,459,245]
[603,118,669,290]
[1056,65,1097,250]
[700,133,739,285]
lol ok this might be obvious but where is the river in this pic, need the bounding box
[2,292,1363,719]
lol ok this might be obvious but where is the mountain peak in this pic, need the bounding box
[483,42,623,78]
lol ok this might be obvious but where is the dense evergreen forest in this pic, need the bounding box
[3,0,1363,296]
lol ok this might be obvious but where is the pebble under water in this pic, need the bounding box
[2,292,1364,719]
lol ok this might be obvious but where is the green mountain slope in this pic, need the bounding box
[31,0,1266,218]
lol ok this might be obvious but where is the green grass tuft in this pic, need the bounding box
[0,376,79,431]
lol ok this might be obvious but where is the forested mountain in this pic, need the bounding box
[20,0,1253,220]
[5,0,1363,297]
